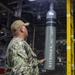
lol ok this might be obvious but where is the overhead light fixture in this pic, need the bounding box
[37,14,41,20]
[29,0,35,1]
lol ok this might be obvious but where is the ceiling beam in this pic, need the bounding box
[8,1,18,5]
[0,3,13,13]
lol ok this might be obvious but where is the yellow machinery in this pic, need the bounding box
[66,0,74,75]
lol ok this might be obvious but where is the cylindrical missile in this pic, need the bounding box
[44,3,56,70]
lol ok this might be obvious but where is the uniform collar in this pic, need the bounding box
[13,36,24,41]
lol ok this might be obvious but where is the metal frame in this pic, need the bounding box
[66,0,74,75]
[0,3,13,13]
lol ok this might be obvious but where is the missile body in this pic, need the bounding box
[44,3,56,70]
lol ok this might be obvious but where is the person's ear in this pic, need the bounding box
[20,26,24,33]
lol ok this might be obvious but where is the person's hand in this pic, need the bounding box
[40,58,46,63]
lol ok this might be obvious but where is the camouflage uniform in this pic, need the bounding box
[6,37,42,75]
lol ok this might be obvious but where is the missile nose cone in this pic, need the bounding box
[50,3,54,10]
[46,3,56,19]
